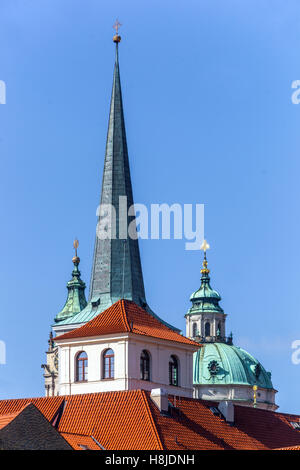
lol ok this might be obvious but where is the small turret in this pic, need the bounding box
[186,240,230,343]
[190,241,224,315]
[54,240,87,322]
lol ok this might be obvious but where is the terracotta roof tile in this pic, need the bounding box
[276,445,300,450]
[61,433,103,450]
[57,390,162,450]
[0,408,25,430]
[0,396,64,423]
[147,395,266,450]
[0,391,299,450]
[147,395,300,450]
[0,391,161,450]
[55,300,199,348]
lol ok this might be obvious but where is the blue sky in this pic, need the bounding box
[0,0,300,413]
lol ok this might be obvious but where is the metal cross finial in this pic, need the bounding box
[113,19,122,35]
[73,239,79,258]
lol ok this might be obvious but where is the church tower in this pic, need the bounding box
[43,29,178,396]
[51,30,177,337]
[186,241,278,411]
[52,31,149,338]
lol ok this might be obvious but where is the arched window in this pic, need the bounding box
[217,322,221,337]
[169,355,179,386]
[76,351,88,382]
[192,323,198,338]
[205,322,211,337]
[103,349,114,379]
[140,350,150,381]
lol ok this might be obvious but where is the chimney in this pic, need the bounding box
[218,401,234,424]
[150,388,169,413]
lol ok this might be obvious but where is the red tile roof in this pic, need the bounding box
[61,433,103,450]
[55,300,199,348]
[275,446,300,450]
[0,391,162,450]
[0,396,64,422]
[148,395,300,450]
[0,413,18,430]
[276,445,300,450]
[0,390,299,450]
[0,405,29,430]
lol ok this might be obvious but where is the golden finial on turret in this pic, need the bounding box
[113,19,122,43]
[72,239,80,265]
[200,239,210,274]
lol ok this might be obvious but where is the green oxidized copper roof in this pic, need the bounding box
[54,39,179,333]
[187,252,224,315]
[54,255,87,323]
[54,297,110,325]
[89,39,146,309]
[193,342,274,389]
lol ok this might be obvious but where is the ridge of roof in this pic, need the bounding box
[120,299,131,332]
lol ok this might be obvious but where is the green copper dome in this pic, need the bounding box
[194,342,274,389]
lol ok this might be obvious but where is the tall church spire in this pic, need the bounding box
[54,31,178,331]
[89,33,146,309]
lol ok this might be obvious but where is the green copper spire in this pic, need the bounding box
[54,32,178,332]
[89,34,146,308]
[54,240,87,322]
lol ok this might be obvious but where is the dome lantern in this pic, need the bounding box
[186,240,229,344]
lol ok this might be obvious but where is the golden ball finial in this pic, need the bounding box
[113,34,121,43]
[201,259,210,274]
[72,256,80,265]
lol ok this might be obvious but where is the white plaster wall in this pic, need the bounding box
[59,338,128,396]
[57,333,196,398]
[127,337,194,397]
